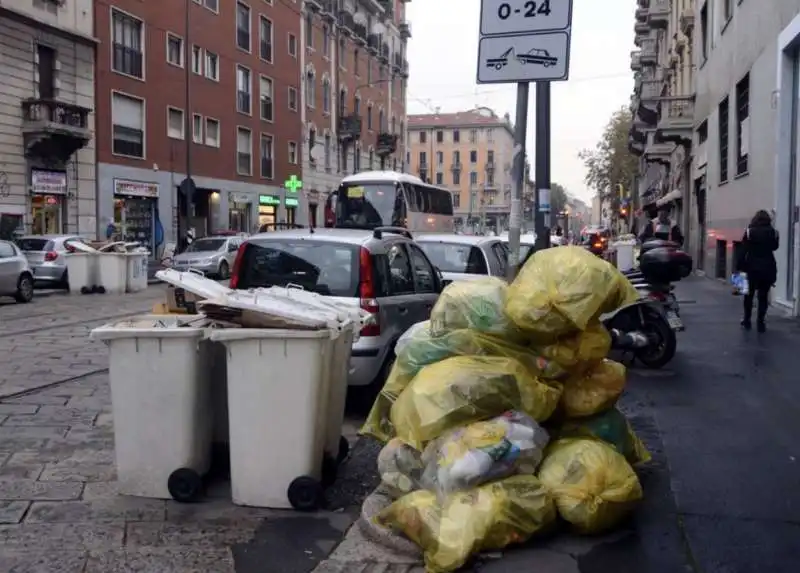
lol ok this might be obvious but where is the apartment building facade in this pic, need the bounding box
[300,0,410,227]
[407,108,515,232]
[94,0,302,253]
[0,0,96,238]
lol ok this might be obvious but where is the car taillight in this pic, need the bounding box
[65,244,76,253]
[358,247,380,336]
[44,251,58,261]
[593,242,603,249]
[229,243,247,289]
[648,291,667,301]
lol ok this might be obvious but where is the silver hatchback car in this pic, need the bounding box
[0,240,34,303]
[17,234,87,287]
[171,235,245,279]
[229,227,443,389]
[414,234,510,285]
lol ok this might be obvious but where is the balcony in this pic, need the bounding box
[656,96,694,145]
[640,38,657,65]
[304,0,323,12]
[628,125,647,157]
[642,78,660,100]
[376,133,398,156]
[353,24,367,45]
[635,21,649,35]
[377,0,394,18]
[647,0,669,29]
[380,42,390,63]
[367,33,379,54]
[338,114,362,141]
[485,161,496,172]
[451,162,462,172]
[21,99,92,163]
[338,8,354,35]
[321,0,336,20]
[631,51,641,71]
[635,7,648,21]
[680,9,695,35]
[392,52,403,72]
[644,131,674,165]
[399,21,412,40]
[401,59,409,78]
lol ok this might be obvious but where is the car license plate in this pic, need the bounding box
[666,311,683,329]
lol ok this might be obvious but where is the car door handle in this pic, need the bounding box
[398,306,408,315]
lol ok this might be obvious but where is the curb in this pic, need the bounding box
[356,486,422,558]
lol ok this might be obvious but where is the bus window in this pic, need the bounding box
[336,182,399,228]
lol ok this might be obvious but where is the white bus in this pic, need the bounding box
[323,171,454,233]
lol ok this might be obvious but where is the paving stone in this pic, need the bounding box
[0,522,124,550]
[26,498,166,523]
[3,411,99,427]
[65,396,111,410]
[165,498,278,523]
[0,463,44,480]
[4,395,69,406]
[0,438,47,454]
[85,547,235,573]
[0,501,30,524]
[0,550,87,572]
[0,414,6,424]
[39,387,97,398]
[0,404,39,415]
[0,426,69,440]
[80,481,122,500]
[39,463,116,482]
[9,448,115,466]
[0,480,84,501]
[94,412,114,427]
[125,520,263,548]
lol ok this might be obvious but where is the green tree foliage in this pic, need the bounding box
[578,106,639,198]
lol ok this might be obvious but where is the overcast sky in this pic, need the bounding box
[404,0,636,203]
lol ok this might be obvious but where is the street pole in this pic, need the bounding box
[179,0,193,252]
[506,82,529,280]
[534,81,551,251]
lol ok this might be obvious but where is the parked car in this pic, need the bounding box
[414,234,510,285]
[170,235,245,279]
[228,227,444,389]
[0,240,34,303]
[16,234,87,288]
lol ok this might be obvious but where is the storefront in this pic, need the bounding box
[285,197,299,226]
[113,179,159,254]
[258,194,279,230]
[229,192,253,233]
[30,169,67,235]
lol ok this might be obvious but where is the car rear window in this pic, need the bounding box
[417,243,488,275]
[16,238,52,251]
[236,239,360,297]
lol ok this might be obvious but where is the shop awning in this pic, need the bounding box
[656,189,682,206]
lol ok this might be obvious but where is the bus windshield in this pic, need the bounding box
[335,182,402,228]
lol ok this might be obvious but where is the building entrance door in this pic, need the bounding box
[786,50,800,304]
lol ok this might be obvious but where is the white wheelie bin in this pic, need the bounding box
[613,238,638,272]
[91,315,216,502]
[65,252,98,294]
[96,253,128,294]
[125,251,150,292]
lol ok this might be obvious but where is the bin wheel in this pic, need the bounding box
[337,435,350,463]
[95,285,106,294]
[287,476,323,511]
[168,468,203,502]
[321,453,338,487]
[80,286,91,294]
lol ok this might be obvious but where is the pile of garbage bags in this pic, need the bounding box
[361,246,650,572]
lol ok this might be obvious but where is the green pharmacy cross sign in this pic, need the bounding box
[284,175,302,193]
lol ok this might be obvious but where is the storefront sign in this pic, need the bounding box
[114,179,159,198]
[285,197,299,207]
[31,169,67,195]
[259,195,280,206]
[230,192,251,204]
[284,175,302,193]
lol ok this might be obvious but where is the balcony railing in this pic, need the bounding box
[658,96,694,126]
[338,9,354,33]
[399,21,411,39]
[22,99,90,130]
[631,51,641,71]
[648,0,669,28]
[367,33,379,52]
[640,38,657,64]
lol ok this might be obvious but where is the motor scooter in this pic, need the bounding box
[602,299,677,369]
[621,240,687,328]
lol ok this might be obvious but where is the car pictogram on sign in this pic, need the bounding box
[515,48,558,67]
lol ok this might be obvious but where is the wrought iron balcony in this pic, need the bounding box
[338,114,362,141]
[634,21,649,35]
[640,38,657,65]
[399,21,411,40]
[367,33,379,53]
[635,7,648,22]
[321,0,336,20]
[380,42,390,62]
[21,98,91,162]
[304,0,323,12]
[647,0,669,29]
[338,9,354,35]
[631,51,641,71]
[656,96,694,145]
[392,52,403,71]
[450,161,462,172]
[376,133,398,156]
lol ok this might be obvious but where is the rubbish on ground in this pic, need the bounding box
[532,321,611,374]
[537,438,643,534]
[429,277,521,339]
[506,246,639,340]
[390,356,562,450]
[419,412,549,498]
[376,475,557,573]
[559,359,627,418]
[553,408,651,465]
[377,438,425,498]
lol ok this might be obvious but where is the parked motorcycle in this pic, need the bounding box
[602,299,677,369]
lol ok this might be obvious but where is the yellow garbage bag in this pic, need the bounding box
[360,361,416,443]
[538,438,643,534]
[429,277,521,339]
[560,359,626,418]
[554,408,651,465]
[534,322,611,374]
[391,356,563,450]
[378,438,425,498]
[506,246,639,340]
[398,321,567,381]
[376,475,557,573]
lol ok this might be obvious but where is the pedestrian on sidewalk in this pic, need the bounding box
[738,209,779,332]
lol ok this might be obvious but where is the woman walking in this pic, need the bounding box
[738,210,779,332]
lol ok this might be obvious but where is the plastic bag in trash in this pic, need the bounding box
[554,408,651,465]
[360,361,416,443]
[560,359,626,418]
[429,278,521,339]
[533,322,611,374]
[375,475,557,573]
[419,411,550,498]
[397,321,567,381]
[537,438,643,534]
[391,356,562,450]
[506,246,639,340]
[378,438,425,498]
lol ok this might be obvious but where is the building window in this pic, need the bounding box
[367,59,372,83]
[419,151,426,166]
[323,25,330,57]
[237,127,253,175]
[192,113,202,143]
[452,150,460,165]
[288,33,297,57]
[469,129,477,143]
[436,130,443,143]
[205,117,220,147]
[419,131,426,143]
[191,45,202,74]
[259,76,273,121]
[36,44,56,99]
[735,73,749,176]
[487,149,495,165]
[204,0,218,11]
[369,149,374,169]
[487,128,494,142]
[436,151,443,166]
[700,3,708,63]
[339,87,346,116]
[354,145,361,172]
[379,109,385,132]
[453,193,460,208]
[354,49,359,75]
[111,9,143,79]
[470,149,477,163]
[322,77,331,114]
[236,65,251,114]
[166,33,184,67]
[288,86,298,111]
[306,13,314,49]
[400,121,404,143]
[470,171,478,186]
[719,96,729,183]
[205,51,219,80]
[453,171,460,185]
[305,69,316,108]
[354,95,360,115]
[259,16,273,62]
[236,2,251,52]
[167,107,184,139]
[367,103,373,130]
[324,134,331,169]
[453,129,460,143]
[697,120,708,145]
[436,172,443,185]
[260,133,274,178]
[111,92,144,158]
[339,37,346,69]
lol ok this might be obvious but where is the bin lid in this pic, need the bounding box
[90,314,210,341]
[197,291,342,330]
[156,268,235,301]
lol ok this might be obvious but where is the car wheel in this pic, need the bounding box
[15,273,34,303]
[218,261,230,280]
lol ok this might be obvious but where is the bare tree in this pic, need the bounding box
[578,106,639,198]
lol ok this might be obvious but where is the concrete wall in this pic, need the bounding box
[2,0,94,40]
